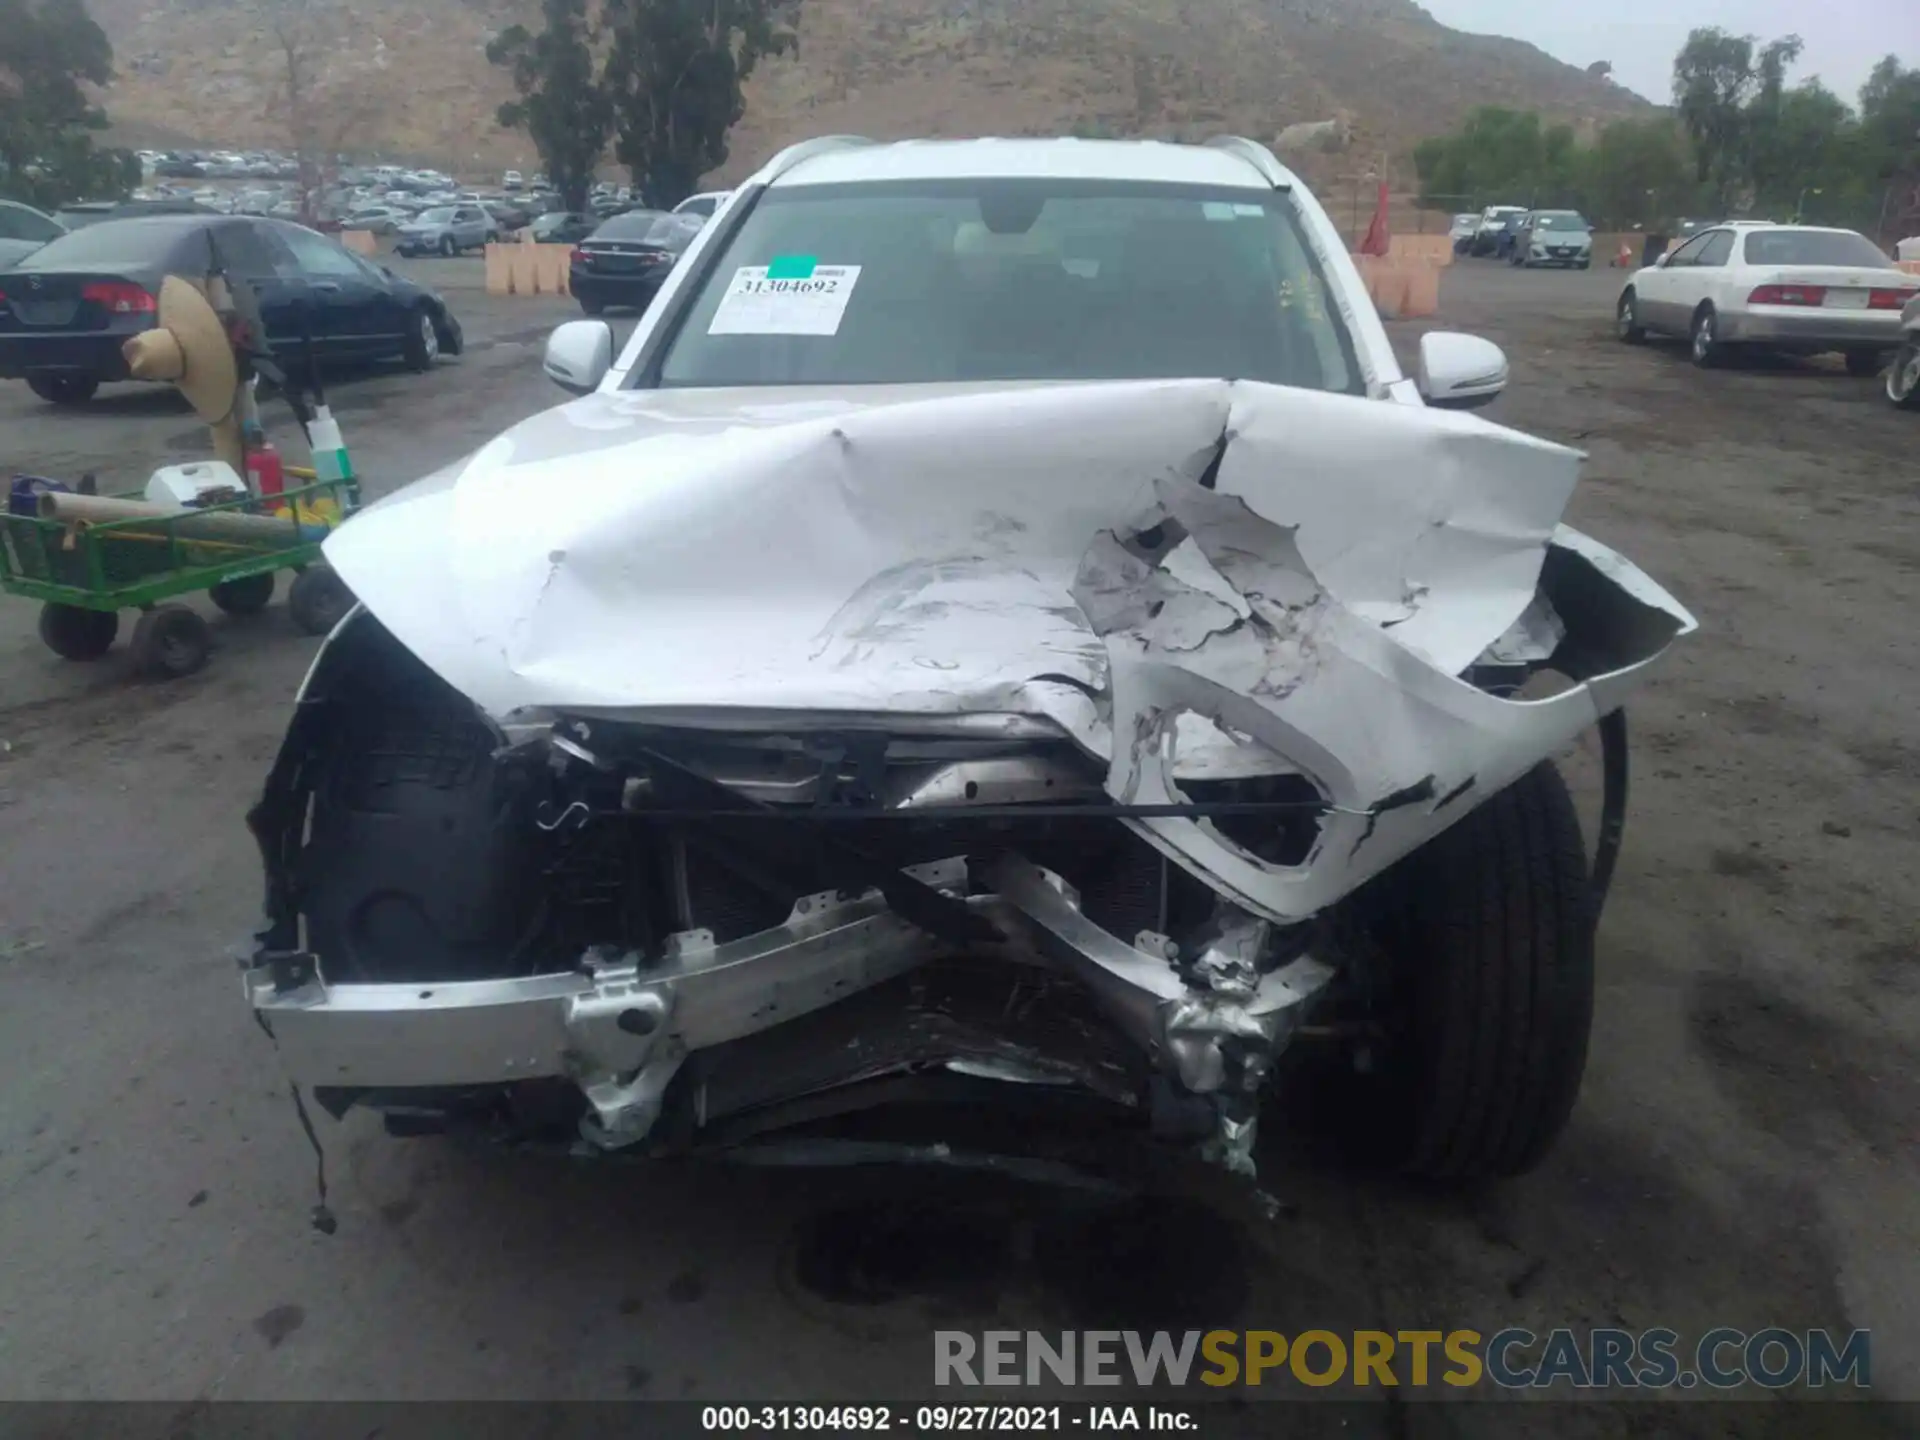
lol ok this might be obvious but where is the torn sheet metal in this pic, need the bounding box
[325,377,1695,922]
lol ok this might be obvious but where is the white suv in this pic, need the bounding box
[245,137,1692,1184]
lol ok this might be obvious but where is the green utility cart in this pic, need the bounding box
[2,473,358,680]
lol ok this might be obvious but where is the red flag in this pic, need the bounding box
[1359,180,1392,257]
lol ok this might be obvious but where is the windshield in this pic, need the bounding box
[1742,229,1890,268]
[0,204,63,243]
[591,209,672,239]
[654,179,1361,393]
[1533,213,1589,231]
[415,208,456,223]
[16,220,194,269]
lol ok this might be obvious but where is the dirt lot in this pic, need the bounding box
[0,255,1914,1429]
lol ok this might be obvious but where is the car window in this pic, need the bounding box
[1661,232,1714,268]
[647,215,705,251]
[208,221,286,278]
[273,224,364,279]
[1741,229,1891,268]
[1695,231,1735,267]
[0,204,62,242]
[591,209,673,240]
[1534,213,1588,231]
[17,219,186,268]
[654,179,1362,395]
[416,207,456,223]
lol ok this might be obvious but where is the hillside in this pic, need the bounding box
[89,0,1652,183]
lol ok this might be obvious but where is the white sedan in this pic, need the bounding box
[1617,223,1919,374]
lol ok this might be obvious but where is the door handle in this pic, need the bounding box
[313,282,342,293]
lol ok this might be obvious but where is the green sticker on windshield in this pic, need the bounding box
[767,255,818,280]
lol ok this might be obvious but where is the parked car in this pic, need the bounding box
[1511,210,1592,269]
[568,210,704,314]
[395,205,497,256]
[244,135,1694,1190]
[1617,223,1919,373]
[529,211,598,246]
[673,190,731,220]
[503,170,524,191]
[1447,212,1479,254]
[481,201,530,234]
[1883,291,1920,409]
[344,207,406,236]
[1470,205,1527,256]
[0,214,464,405]
[54,199,217,231]
[0,200,65,268]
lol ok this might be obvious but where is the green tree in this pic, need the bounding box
[600,0,800,208]
[0,0,119,208]
[1672,27,1803,207]
[488,0,613,213]
[1857,55,1920,230]
[1583,117,1696,226]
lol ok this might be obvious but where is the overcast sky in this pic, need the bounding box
[1417,0,1918,108]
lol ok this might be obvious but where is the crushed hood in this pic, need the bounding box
[330,377,1584,715]
[325,377,1694,921]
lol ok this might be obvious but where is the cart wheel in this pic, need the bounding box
[130,605,212,681]
[210,572,276,616]
[288,566,355,636]
[38,603,118,661]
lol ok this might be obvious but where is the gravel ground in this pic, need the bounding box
[0,255,1913,1432]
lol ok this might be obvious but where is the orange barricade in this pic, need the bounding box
[485,242,576,296]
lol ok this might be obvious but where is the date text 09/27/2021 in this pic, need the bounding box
[702,1407,1194,1432]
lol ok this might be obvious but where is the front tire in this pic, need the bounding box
[1616,291,1645,343]
[1888,341,1920,410]
[39,603,118,660]
[1344,762,1595,1180]
[210,572,275,616]
[288,564,356,635]
[402,308,441,372]
[27,374,99,406]
[130,604,211,681]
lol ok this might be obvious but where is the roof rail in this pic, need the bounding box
[760,135,878,183]
[1204,135,1293,190]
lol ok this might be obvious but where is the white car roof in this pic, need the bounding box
[771,137,1292,192]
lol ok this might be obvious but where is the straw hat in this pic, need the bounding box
[122,276,240,424]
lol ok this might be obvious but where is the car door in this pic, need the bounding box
[1686,230,1738,321]
[272,222,394,357]
[1638,231,1714,333]
[456,207,489,247]
[206,219,313,365]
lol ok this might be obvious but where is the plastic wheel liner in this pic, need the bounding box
[243,377,1695,1176]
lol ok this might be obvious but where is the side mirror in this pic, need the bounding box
[544,320,614,395]
[1417,331,1508,411]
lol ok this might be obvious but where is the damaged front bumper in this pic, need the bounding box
[248,847,1329,1170]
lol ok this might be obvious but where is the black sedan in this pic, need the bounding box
[529,211,598,246]
[570,210,704,316]
[0,215,464,405]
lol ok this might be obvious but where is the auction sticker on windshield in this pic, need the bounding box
[709,260,862,336]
